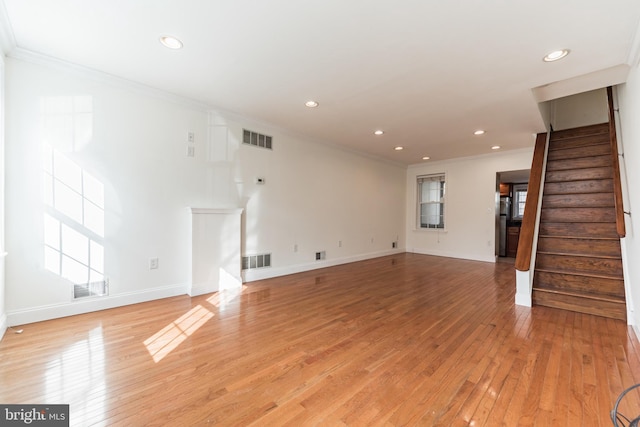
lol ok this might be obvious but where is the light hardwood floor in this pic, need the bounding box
[1,253,640,426]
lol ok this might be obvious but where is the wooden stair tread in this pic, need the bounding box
[532,287,625,304]
[539,219,615,223]
[545,179,613,185]
[535,267,623,281]
[541,190,614,195]
[538,234,619,241]
[537,250,621,260]
[538,234,620,240]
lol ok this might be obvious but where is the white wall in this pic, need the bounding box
[617,64,640,328]
[0,53,6,339]
[209,113,406,281]
[406,148,534,262]
[4,56,406,325]
[547,88,609,131]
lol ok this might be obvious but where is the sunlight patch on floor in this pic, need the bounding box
[144,305,214,362]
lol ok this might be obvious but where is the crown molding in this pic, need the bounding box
[8,47,212,112]
[0,0,16,55]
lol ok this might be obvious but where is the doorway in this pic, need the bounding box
[495,169,530,259]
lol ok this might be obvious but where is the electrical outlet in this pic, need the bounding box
[188,131,195,142]
[294,244,298,252]
[149,258,159,270]
[338,240,342,248]
[187,146,195,157]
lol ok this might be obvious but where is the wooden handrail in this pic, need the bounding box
[607,86,626,238]
[515,132,547,272]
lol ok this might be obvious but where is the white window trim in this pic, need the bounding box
[416,172,447,232]
[512,183,528,220]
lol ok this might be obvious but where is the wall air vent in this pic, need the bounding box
[243,129,273,150]
[242,253,272,270]
[73,279,109,300]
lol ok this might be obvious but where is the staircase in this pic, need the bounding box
[531,122,626,321]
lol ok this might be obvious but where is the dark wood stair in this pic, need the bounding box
[532,122,626,320]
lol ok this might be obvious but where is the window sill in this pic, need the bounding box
[415,228,448,233]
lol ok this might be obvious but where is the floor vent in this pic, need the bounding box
[242,253,272,270]
[73,279,108,299]
[243,129,273,150]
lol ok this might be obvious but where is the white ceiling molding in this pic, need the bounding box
[8,47,212,112]
[0,0,16,54]
[531,64,631,103]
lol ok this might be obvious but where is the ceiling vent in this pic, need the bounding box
[243,129,273,150]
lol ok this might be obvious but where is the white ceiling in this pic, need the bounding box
[2,0,640,165]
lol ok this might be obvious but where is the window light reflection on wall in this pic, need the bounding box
[41,95,105,294]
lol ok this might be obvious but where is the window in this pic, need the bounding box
[512,183,527,219]
[417,174,445,229]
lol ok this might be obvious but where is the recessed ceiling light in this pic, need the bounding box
[543,49,570,62]
[491,145,501,150]
[374,130,384,136]
[159,35,183,49]
[474,130,485,135]
[422,156,430,160]
[394,146,404,151]
[305,100,319,108]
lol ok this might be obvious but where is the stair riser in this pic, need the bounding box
[546,155,611,171]
[550,123,609,141]
[541,193,614,209]
[534,271,624,299]
[540,207,615,223]
[532,290,626,320]
[545,167,613,183]
[537,237,621,258]
[536,253,623,277]
[539,222,618,238]
[549,133,610,149]
[547,143,611,161]
[544,179,613,195]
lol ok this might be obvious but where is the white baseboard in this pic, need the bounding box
[409,248,496,263]
[243,249,404,282]
[6,284,188,326]
[188,283,217,297]
[0,313,7,342]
